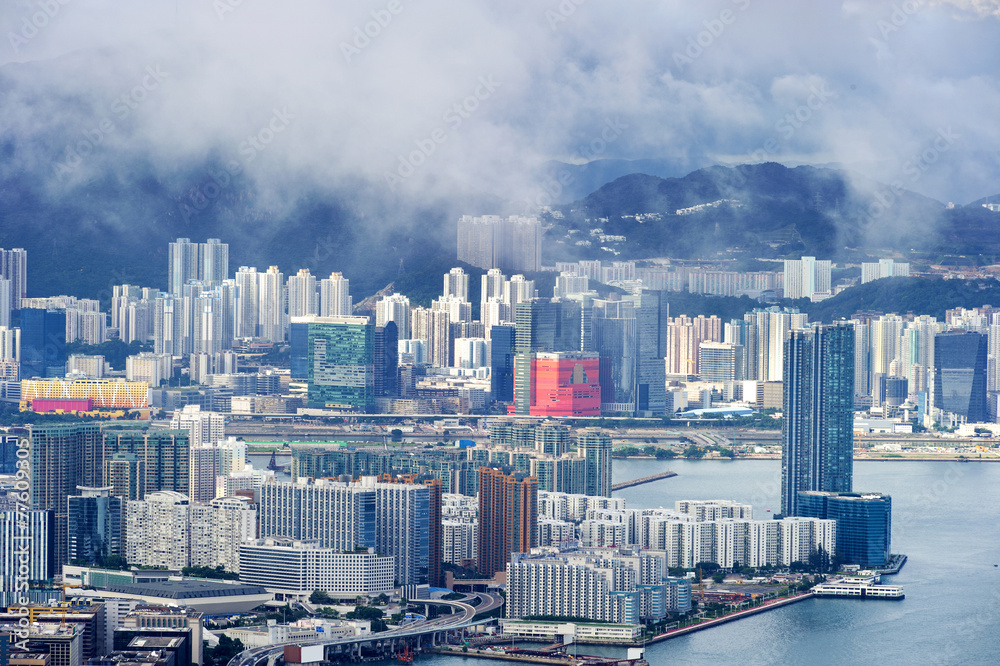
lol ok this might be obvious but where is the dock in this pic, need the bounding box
[611,471,677,492]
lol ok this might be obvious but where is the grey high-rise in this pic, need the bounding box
[781,323,855,516]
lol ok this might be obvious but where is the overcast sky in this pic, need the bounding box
[2,0,998,205]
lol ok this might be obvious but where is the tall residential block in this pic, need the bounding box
[319,272,352,317]
[66,486,123,565]
[29,423,104,566]
[0,247,27,309]
[477,466,538,577]
[781,323,855,517]
[457,215,541,272]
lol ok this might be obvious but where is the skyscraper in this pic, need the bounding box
[19,308,67,378]
[319,272,352,317]
[168,239,200,296]
[257,266,285,342]
[477,465,537,577]
[306,316,375,412]
[798,491,892,567]
[592,299,637,414]
[29,423,104,566]
[66,486,123,565]
[375,293,411,340]
[286,268,318,317]
[577,429,612,497]
[931,330,988,424]
[513,298,582,415]
[457,215,541,272]
[443,267,470,302]
[490,324,516,404]
[199,239,229,285]
[0,247,27,309]
[783,256,832,300]
[781,323,855,517]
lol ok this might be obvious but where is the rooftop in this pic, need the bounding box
[107,580,268,600]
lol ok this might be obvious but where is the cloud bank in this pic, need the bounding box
[1,0,998,210]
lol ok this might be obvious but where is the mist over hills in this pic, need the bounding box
[544,163,1000,264]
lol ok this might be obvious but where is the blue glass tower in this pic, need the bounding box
[781,322,855,516]
[798,490,892,567]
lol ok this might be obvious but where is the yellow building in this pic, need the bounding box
[20,378,150,410]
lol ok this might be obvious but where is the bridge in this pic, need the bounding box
[612,470,677,492]
[227,592,503,666]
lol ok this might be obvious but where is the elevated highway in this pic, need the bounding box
[228,592,502,666]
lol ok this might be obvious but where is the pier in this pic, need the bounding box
[611,471,677,492]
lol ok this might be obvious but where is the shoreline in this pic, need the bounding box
[648,592,814,643]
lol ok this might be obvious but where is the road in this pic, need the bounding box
[227,592,503,666]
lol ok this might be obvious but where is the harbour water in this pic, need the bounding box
[413,458,1000,666]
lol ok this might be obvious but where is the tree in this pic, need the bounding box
[712,572,726,584]
[204,635,245,666]
[310,590,333,604]
[390,429,403,441]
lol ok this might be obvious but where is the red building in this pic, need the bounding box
[528,352,600,417]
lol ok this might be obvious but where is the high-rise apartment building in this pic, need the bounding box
[171,405,225,447]
[443,267,470,302]
[199,239,229,285]
[743,308,809,382]
[698,341,745,383]
[286,269,318,318]
[477,466,538,577]
[259,478,377,552]
[0,247,27,309]
[783,256,832,300]
[169,239,229,294]
[412,307,451,368]
[375,293,411,340]
[66,486,123,565]
[664,314,722,376]
[860,259,909,284]
[781,323,855,517]
[257,266,285,342]
[577,429,612,497]
[29,423,104,565]
[457,215,541,272]
[1,503,52,602]
[168,239,200,296]
[319,272,352,317]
